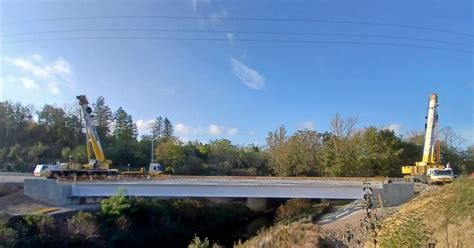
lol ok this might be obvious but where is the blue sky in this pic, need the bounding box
[0,0,472,146]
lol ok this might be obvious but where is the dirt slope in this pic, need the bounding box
[0,183,52,215]
[377,178,474,247]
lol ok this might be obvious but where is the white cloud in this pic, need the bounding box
[175,123,191,135]
[31,54,43,61]
[5,54,72,95]
[227,128,239,136]
[52,58,71,76]
[231,57,265,90]
[48,83,60,94]
[11,58,50,78]
[298,121,315,130]
[208,124,224,135]
[136,119,154,135]
[384,123,402,133]
[20,77,40,90]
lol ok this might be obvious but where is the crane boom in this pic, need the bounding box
[402,93,446,182]
[77,95,110,169]
[421,93,439,164]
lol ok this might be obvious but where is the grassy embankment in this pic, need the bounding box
[377,178,474,247]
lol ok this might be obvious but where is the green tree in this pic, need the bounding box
[287,129,323,176]
[92,96,114,137]
[113,107,138,141]
[155,139,185,168]
[151,116,163,140]
[266,126,289,176]
[208,139,239,175]
[162,117,174,140]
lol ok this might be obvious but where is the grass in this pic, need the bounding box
[377,178,474,247]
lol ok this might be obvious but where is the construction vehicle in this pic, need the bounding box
[401,93,453,184]
[34,95,162,179]
[149,138,163,177]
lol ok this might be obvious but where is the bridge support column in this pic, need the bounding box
[321,198,330,204]
[247,198,267,211]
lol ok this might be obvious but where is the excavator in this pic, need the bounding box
[401,93,453,184]
[34,95,162,178]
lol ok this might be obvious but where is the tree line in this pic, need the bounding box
[1,97,473,176]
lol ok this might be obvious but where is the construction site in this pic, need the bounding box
[1,92,472,247]
[1,1,473,246]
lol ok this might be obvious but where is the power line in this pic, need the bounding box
[2,36,471,54]
[2,28,471,47]
[1,15,472,37]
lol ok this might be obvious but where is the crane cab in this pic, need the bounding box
[149,163,163,177]
[34,164,60,177]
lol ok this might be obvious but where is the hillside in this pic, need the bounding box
[377,178,474,247]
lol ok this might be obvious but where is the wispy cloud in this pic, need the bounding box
[135,120,241,140]
[298,121,315,130]
[176,123,191,135]
[227,128,239,136]
[48,83,60,94]
[20,77,40,90]
[384,123,403,133]
[208,124,224,135]
[231,57,265,90]
[4,54,72,94]
[135,119,154,135]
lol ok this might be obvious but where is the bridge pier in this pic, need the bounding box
[247,198,267,211]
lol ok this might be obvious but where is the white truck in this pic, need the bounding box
[426,168,454,184]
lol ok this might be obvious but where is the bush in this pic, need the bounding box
[188,234,210,248]
[275,199,311,222]
[0,214,17,247]
[67,211,98,239]
[100,189,131,217]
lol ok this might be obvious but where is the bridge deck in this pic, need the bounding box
[67,176,384,199]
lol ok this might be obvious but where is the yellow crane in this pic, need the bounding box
[77,95,112,169]
[402,93,452,183]
[34,95,162,179]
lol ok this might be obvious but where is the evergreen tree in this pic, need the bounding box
[92,96,113,137]
[151,116,163,140]
[113,107,137,141]
[163,117,174,140]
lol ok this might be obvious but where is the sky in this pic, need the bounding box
[0,0,472,146]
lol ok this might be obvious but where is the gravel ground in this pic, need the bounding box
[0,182,52,215]
[319,207,399,247]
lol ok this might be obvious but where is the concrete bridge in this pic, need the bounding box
[23,176,414,211]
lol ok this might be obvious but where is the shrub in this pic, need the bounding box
[188,234,210,248]
[67,211,98,239]
[0,214,17,247]
[100,189,131,217]
[275,199,311,222]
